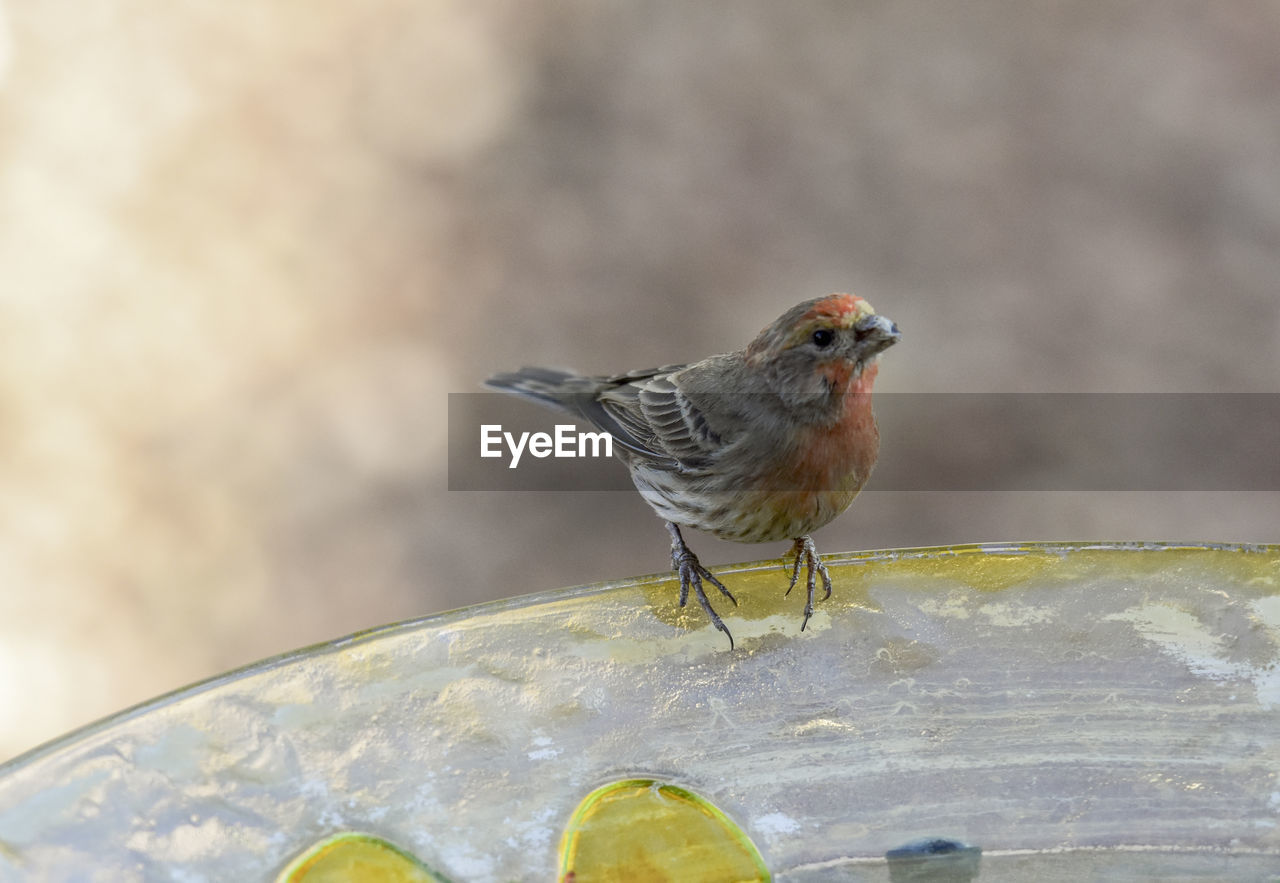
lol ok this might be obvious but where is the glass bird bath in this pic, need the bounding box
[0,542,1278,881]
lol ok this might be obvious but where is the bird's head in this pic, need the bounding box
[745,294,900,408]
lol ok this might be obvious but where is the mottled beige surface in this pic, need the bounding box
[1,2,1279,760]
[0,544,1276,880]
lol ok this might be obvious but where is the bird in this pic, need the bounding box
[486,293,900,648]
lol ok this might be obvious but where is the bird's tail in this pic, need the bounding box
[484,367,598,415]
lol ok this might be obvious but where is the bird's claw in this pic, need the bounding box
[667,523,737,649]
[785,535,833,631]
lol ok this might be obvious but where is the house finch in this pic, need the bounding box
[486,293,900,648]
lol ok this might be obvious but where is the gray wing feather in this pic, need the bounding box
[486,364,737,472]
[598,371,727,471]
[486,365,682,466]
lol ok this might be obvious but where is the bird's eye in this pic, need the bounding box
[811,329,835,348]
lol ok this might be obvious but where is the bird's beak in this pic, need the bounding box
[852,314,901,358]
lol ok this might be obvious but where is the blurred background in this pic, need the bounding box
[1,1,1278,761]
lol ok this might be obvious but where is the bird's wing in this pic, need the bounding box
[485,364,687,466]
[593,366,728,471]
[486,363,736,471]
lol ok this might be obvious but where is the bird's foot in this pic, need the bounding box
[666,522,737,649]
[785,535,833,631]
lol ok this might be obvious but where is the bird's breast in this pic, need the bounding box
[783,388,879,493]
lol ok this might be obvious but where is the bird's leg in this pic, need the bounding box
[785,535,833,631]
[666,522,737,649]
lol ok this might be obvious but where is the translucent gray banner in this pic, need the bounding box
[448,393,1280,491]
